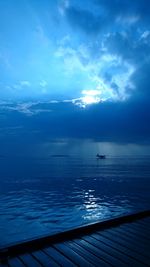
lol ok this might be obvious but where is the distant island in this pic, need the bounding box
[51,155,70,158]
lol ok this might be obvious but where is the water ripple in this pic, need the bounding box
[0,156,150,246]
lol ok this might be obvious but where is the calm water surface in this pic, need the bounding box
[0,156,150,246]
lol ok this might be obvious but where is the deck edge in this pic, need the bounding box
[0,209,150,260]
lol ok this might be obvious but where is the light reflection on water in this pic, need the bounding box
[0,156,150,246]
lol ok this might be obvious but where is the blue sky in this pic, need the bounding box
[0,0,150,148]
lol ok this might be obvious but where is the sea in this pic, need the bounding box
[0,154,150,247]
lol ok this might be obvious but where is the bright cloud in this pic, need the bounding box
[20,81,31,87]
[39,80,48,87]
[81,95,101,107]
[55,39,136,104]
[82,90,100,96]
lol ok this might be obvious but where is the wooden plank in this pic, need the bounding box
[123,220,150,232]
[97,232,148,267]
[32,250,60,267]
[102,229,150,259]
[19,253,41,267]
[133,221,150,231]
[72,239,112,267]
[109,230,150,259]
[134,219,150,230]
[138,218,150,224]
[8,257,25,267]
[64,240,109,267]
[82,235,129,267]
[74,238,115,266]
[44,246,76,267]
[125,222,150,235]
[99,230,150,266]
[0,262,8,267]
[114,226,150,245]
[134,217,150,225]
[92,233,144,267]
[0,259,8,267]
[140,217,150,224]
[122,221,150,234]
[113,225,150,242]
[54,242,94,267]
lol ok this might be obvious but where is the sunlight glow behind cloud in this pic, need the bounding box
[81,95,101,106]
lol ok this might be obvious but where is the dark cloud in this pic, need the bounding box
[65,6,102,34]
[111,83,119,94]
[131,61,150,100]
[1,100,150,144]
[95,0,150,22]
[104,32,134,61]
[64,0,150,105]
[104,31,150,64]
[65,0,150,36]
[95,0,134,17]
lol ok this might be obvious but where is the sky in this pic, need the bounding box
[0,0,150,152]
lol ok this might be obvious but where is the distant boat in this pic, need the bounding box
[96,154,106,159]
[51,154,69,158]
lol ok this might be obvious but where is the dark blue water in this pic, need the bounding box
[0,155,150,247]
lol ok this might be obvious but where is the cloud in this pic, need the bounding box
[58,0,70,16]
[64,0,145,36]
[65,6,103,34]
[20,81,31,87]
[39,80,48,87]
[131,61,150,101]
[0,102,35,115]
[141,31,150,40]
[0,101,54,116]
[0,99,150,144]
[116,15,140,25]
[95,0,150,24]
[12,81,31,91]
[55,39,135,102]
[58,0,150,106]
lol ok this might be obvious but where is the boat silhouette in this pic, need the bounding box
[96,154,106,159]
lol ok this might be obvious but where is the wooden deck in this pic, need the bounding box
[0,210,150,266]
